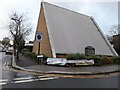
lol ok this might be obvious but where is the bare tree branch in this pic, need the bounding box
[109,25,120,36]
[8,12,32,60]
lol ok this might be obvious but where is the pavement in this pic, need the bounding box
[11,54,120,75]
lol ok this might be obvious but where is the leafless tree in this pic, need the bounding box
[109,25,120,36]
[107,25,120,55]
[9,12,32,60]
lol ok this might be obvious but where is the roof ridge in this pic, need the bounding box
[42,2,90,18]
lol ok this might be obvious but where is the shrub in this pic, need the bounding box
[43,55,48,60]
[75,53,86,59]
[91,56,114,65]
[66,53,86,60]
[21,48,29,54]
[112,56,120,64]
[22,50,37,59]
[41,55,48,64]
[66,53,120,65]
[66,54,76,60]
[30,52,37,59]
[100,57,113,65]
[90,56,101,65]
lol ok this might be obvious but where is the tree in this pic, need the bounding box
[2,37,10,46]
[107,25,120,55]
[109,25,120,36]
[19,37,25,52]
[9,12,32,60]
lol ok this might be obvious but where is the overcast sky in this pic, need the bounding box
[0,0,119,42]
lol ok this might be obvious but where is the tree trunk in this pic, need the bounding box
[16,50,19,60]
[16,45,19,60]
[13,40,16,56]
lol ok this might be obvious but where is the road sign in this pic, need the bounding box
[37,55,43,58]
[36,32,42,42]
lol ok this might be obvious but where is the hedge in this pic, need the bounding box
[21,48,48,61]
[66,53,120,65]
[21,49,37,59]
[112,56,120,64]
[66,53,86,60]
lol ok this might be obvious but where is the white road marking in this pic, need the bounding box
[39,77,58,80]
[38,76,54,78]
[0,82,7,85]
[3,62,7,66]
[13,76,33,81]
[0,75,58,85]
[0,79,8,86]
[13,79,36,84]
[13,76,58,84]
[0,79,8,82]
[3,62,10,68]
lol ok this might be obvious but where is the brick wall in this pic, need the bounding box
[32,4,53,57]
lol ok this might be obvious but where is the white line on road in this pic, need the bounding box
[3,62,10,67]
[0,79,8,86]
[3,62,7,66]
[0,82,7,86]
[0,79,8,82]
[13,76,33,81]
[13,76,58,84]
[0,76,58,85]
[13,79,36,84]
[39,77,58,80]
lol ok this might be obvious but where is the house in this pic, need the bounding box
[32,2,118,58]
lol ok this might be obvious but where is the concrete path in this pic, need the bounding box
[16,54,38,67]
[25,64,119,73]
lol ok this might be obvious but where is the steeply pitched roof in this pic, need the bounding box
[42,2,118,56]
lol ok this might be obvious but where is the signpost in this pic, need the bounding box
[36,32,42,55]
[36,32,43,64]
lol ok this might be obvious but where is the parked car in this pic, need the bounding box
[2,47,7,52]
[5,47,13,55]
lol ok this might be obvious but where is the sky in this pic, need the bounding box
[0,0,119,43]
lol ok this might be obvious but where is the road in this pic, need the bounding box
[0,52,58,88]
[2,76,119,88]
[0,52,119,88]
